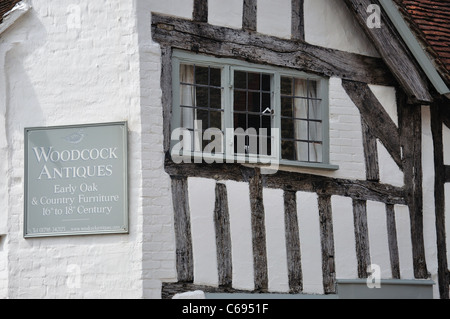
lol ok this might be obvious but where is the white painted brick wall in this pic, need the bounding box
[2,0,147,299]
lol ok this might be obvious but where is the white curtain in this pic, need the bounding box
[293,79,308,161]
[293,79,321,162]
[179,65,199,152]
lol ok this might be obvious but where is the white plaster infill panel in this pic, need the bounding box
[0,2,30,35]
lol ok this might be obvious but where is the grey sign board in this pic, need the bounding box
[24,122,128,238]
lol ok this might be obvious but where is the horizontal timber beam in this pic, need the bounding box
[164,157,407,205]
[151,13,395,86]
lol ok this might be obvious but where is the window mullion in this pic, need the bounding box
[274,72,282,162]
[224,65,233,159]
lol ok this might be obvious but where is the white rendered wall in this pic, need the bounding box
[304,0,380,57]
[209,0,243,29]
[394,205,414,280]
[367,201,391,279]
[2,0,146,299]
[297,192,323,294]
[226,181,255,291]
[332,196,358,280]
[263,188,289,293]
[257,0,291,39]
[188,178,219,287]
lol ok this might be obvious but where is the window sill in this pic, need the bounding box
[171,153,340,172]
[278,160,339,171]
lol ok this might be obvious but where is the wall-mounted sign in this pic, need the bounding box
[24,122,128,238]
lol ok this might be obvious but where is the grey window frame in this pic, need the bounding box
[171,50,338,171]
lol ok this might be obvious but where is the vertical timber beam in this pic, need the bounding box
[291,0,305,41]
[214,183,233,288]
[161,46,173,154]
[193,0,208,22]
[398,92,428,279]
[171,176,194,283]
[353,200,371,278]
[386,204,401,279]
[243,0,257,32]
[284,190,303,293]
[431,100,449,299]
[318,195,336,294]
[361,118,380,182]
[248,169,269,291]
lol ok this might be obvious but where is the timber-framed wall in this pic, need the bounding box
[150,0,435,298]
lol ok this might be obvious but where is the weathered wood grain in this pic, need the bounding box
[342,0,431,103]
[171,176,194,283]
[291,0,305,41]
[152,13,395,86]
[248,169,269,292]
[243,0,257,31]
[431,99,449,299]
[398,93,428,279]
[342,80,403,170]
[353,200,371,278]
[284,190,303,293]
[214,183,233,287]
[160,46,173,154]
[361,118,380,182]
[193,0,208,22]
[318,195,336,294]
[386,204,401,279]
[164,156,407,205]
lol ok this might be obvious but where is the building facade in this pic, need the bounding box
[0,0,449,299]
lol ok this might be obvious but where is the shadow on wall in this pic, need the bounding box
[1,8,47,235]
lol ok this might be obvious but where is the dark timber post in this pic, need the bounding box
[248,169,268,291]
[291,0,305,41]
[193,0,208,22]
[431,100,450,299]
[214,183,233,288]
[243,0,257,31]
[353,199,371,278]
[171,176,194,283]
[284,190,303,293]
[318,194,336,294]
[398,93,428,280]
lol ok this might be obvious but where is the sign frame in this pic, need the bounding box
[24,122,129,238]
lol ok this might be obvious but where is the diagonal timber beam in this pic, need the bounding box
[343,0,431,104]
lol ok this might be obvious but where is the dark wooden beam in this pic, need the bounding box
[214,183,232,288]
[342,0,431,104]
[164,157,407,205]
[160,46,173,154]
[291,0,305,41]
[445,166,450,184]
[386,204,401,279]
[342,80,403,170]
[152,13,395,86]
[171,176,194,283]
[193,0,208,22]
[248,169,269,292]
[318,195,336,294]
[398,92,428,279]
[431,100,450,299]
[284,190,303,293]
[353,200,371,278]
[243,0,257,31]
[361,118,380,182]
